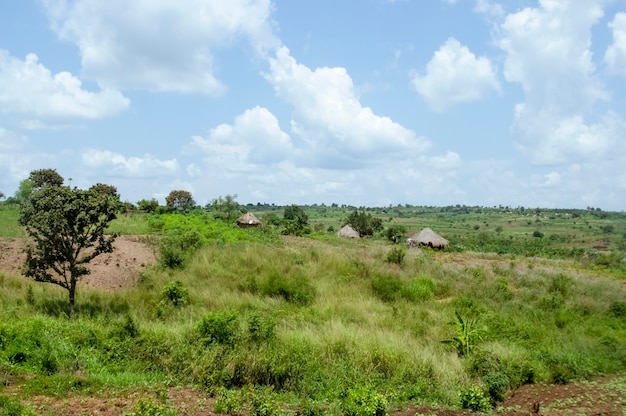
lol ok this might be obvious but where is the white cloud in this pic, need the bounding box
[411,38,500,112]
[0,50,129,121]
[473,0,504,18]
[605,12,626,76]
[265,46,429,167]
[42,0,279,94]
[497,0,624,165]
[190,106,292,165]
[81,149,179,177]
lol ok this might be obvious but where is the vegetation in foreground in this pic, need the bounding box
[0,190,625,414]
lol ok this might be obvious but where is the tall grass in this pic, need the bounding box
[1,211,626,413]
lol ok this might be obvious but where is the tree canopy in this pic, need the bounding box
[344,210,383,237]
[165,190,196,212]
[210,194,245,223]
[19,177,119,316]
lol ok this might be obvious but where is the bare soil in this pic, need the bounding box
[0,235,157,291]
[1,237,624,415]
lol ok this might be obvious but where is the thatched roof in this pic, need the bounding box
[408,227,449,249]
[337,224,360,239]
[237,212,261,227]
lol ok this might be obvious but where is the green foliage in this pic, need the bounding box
[483,372,509,404]
[123,397,176,416]
[137,198,159,213]
[19,181,119,316]
[197,310,239,347]
[370,274,403,303]
[29,168,64,189]
[255,272,317,306]
[345,211,383,237]
[532,230,544,238]
[458,385,491,412]
[385,224,407,243]
[210,194,245,223]
[340,385,387,416]
[282,205,310,236]
[161,280,189,307]
[442,311,484,357]
[385,247,406,266]
[165,190,195,213]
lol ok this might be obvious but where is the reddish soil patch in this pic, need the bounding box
[0,235,156,291]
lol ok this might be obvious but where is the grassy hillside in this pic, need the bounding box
[1,206,625,414]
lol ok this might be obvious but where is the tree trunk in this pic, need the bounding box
[68,278,76,318]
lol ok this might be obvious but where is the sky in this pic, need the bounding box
[1,0,625,210]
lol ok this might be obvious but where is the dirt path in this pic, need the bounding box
[0,235,156,291]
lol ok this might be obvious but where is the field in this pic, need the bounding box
[1,203,625,415]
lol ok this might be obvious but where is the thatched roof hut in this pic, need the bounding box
[337,224,360,239]
[407,228,449,249]
[237,212,261,228]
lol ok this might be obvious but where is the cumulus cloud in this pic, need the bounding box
[0,50,129,121]
[265,46,429,167]
[81,149,179,177]
[497,0,623,165]
[190,106,292,166]
[41,0,279,94]
[605,12,626,76]
[473,0,504,18]
[411,38,500,112]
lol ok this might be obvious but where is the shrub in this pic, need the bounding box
[385,247,406,266]
[246,313,276,344]
[162,280,189,307]
[340,385,387,416]
[459,385,491,412]
[197,310,239,347]
[483,372,509,404]
[608,301,626,318]
[532,230,544,238]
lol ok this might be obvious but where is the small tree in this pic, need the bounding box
[19,182,119,316]
[137,198,159,213]
[210,194,244,222]
[345,210,383,237]
[282,205,310,235]
[385,224,407,243]
[165,190,195,212]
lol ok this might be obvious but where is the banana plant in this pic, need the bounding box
[442,311,484,356]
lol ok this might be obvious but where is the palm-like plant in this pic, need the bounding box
[442,311,484,356]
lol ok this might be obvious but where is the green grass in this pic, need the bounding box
[1,205,626,414]
[0,205,25,238]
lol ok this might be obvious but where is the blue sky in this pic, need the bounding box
[1,0,625,209]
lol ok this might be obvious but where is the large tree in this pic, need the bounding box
[19,182,119,316]
[165,190,196,212]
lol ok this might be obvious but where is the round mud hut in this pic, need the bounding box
[408,228,449,249]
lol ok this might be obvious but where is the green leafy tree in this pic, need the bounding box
[345,210,383,237]
[137,198,159,213]
[13,179,35,204]
[0,190,4,201]
[29,168,64,189]
[210,194,245,222]
[89,183,119,197]
[19,182,119,316]
[385,224,407,243]
[165,190,195,212]
[282,205,310,236]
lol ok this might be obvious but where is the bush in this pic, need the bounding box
[162,280,189,307]
[385,247,406,266]
[532,231,544,238]
[197,310,239,347]
[459,385,491,412]
[483,372,509,404]
[340,385,387,416]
